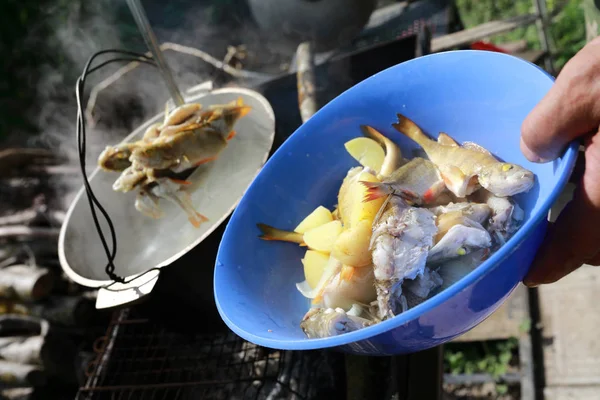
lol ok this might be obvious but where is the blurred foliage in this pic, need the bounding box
[455,0,587,71]
[0,0,592,143]
[444,337,519,394]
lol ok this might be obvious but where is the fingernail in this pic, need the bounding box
[520,138,551,163]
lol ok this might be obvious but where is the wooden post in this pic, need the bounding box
[532,0,555,74]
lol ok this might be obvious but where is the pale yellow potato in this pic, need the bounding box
[294,205,333,234]
[301,250,330,289]
[344,137,385,173]
[303,220,343,253]
[331,219,373,267]
[337,168,385,228]
[348,171,385,227]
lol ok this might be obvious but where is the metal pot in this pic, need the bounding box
[247,0,377,53]
[58,85,275,310]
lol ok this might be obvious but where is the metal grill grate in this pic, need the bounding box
[76,308,344,400]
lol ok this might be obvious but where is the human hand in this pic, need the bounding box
[520,37,600,286]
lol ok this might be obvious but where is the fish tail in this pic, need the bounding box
[256,223,305,245]
[392,114,432,148]
[360,181,391,202]
[163,188,208,228]
[340,266,355,282]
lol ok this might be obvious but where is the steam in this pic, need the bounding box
[25,0,279,210]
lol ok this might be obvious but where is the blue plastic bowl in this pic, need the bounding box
[213,50,578,355]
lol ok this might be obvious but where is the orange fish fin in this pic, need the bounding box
[169,178,192,185]
[360,181,388,202]
[423,181,447,203]
[193,156,218,166]
[226,130,237,141]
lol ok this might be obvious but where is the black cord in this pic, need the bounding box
[75,49,161,285]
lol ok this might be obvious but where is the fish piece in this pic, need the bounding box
[437,249,490,291]
[112,163,149,192]
[160,103,202,128]
[360,125,404,178]
[300,307,374,339]
[321,266,377,310]
[131,128,228,171]
[142,122,162,141]
[98,143,139,172]
[392,114,535,197]
[427,222,492,265]
[403,268,443,309]
[404,268,443,299]
[430,203,492,244]
[469,189,525,243]
[134,190,164,219]
[361,157,446,205]
[428,202,492,225]
[256,223,306,245]
[371,196,438,319]
[144,178,208,228]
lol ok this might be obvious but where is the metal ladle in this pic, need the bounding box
[126,0,185,107]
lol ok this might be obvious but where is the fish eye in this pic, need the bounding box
[502,164,513,172]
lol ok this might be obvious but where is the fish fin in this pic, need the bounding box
[256,223,305,245]
[193,156,218,167]
[360,125,403,177]
[438,165,470,198]
[423,181,447,203]
[341,266,355,282]
[438,132,459,147]
[360,181,390,202]
[226,130,237,141]
[462,141,496,158]
[370,194,393,240]
[465,176,481,195]
[391,114,431,147]
[168,178,192,185]
[360,125,387,147]
[189,212,209,228]
[236,105,252,118]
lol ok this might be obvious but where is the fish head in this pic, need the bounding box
[301,308,367,338]
[98,145,134,171]
[478,163,535,197]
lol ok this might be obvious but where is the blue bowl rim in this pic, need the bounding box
[213,50,580,351]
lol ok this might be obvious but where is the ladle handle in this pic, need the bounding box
[126,0,185,106]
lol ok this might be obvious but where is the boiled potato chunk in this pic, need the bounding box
[301,250,330,289]
[338,169,386,228]
[294,205,333,234]
[344,137,385,173]
[331,219,373,267]
[303,220,343,252]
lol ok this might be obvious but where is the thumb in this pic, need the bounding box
[521,38,600,163]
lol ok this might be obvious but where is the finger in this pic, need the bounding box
[521,38,600,163]
[524,133,600,286]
